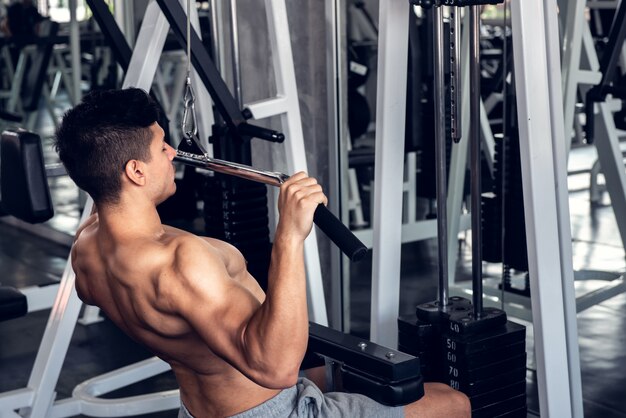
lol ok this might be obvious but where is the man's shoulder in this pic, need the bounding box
[158,234,234,310]
[169,232,209,257]
[71,214,99,264]
[169,234,224,272]
[74,213,99,243]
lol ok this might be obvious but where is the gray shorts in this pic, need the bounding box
[178,377,404,418]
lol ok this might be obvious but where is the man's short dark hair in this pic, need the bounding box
[55,88,160,205]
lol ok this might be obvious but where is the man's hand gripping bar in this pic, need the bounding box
[175,150,369,262]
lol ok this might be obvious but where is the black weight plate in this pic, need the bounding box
[223,227,270,241]
[398,332,438,352]
[223,218,270,231]
[235,240,274,253]
[222,196,268,209]
[205,222,269,235]
[446,353,526,382]
[398,326,438,342]
[446,307,508,336]
[469,380,526,409]
[222,209,269,221]
[398,316,438,337]
[442,321,526,356]
[444,342,526,369]
[472,394,526,418]
[205,206,268,221]
[447,367,526,396]
[416,297,472,322]
[214,177,266,192]
[221,187,268,200]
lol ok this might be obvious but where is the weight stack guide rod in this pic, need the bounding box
[433,5,450,307]
[469,5,483,318]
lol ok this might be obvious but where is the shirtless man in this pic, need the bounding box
[55,88,470,418]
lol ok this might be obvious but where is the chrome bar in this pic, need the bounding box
[175,150,289,186]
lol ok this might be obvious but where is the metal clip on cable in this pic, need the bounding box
[182,77,199,146]
[181,78,211,156]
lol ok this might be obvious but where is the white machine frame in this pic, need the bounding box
[368,1,583,417]
[451,0,626,334]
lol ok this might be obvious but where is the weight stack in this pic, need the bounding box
[404,297,527,417]
[415,88,453,200]
[398,315,443,383]
[399,297,484,383]
[203,174,272,290]
[481,192,501,263]
[485,92,529,274]
[500,129,528,273]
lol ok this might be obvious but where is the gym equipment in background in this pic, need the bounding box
[399,1,527,416]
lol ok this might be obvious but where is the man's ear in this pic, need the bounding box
[124,159,147,186]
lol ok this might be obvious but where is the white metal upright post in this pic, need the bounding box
[511,0,582,416]
[369,0,409,347]
[4,201,94,417]
[69,0,81,104]
[559,0,588,155]
[123,1,170,90]
[544,0,584,415]
[250,0,328,326]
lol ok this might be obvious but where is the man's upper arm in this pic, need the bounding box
[167,237,266,381]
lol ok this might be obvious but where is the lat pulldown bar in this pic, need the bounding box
[175,151,368,262]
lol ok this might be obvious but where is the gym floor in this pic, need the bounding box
[1,133,626,417]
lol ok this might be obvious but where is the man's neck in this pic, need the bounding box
[97,196,165,239]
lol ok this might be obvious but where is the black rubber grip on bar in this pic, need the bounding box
[238,123,285,143]
[313,205,368,262]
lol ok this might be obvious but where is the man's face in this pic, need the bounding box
[147,122,177,204]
